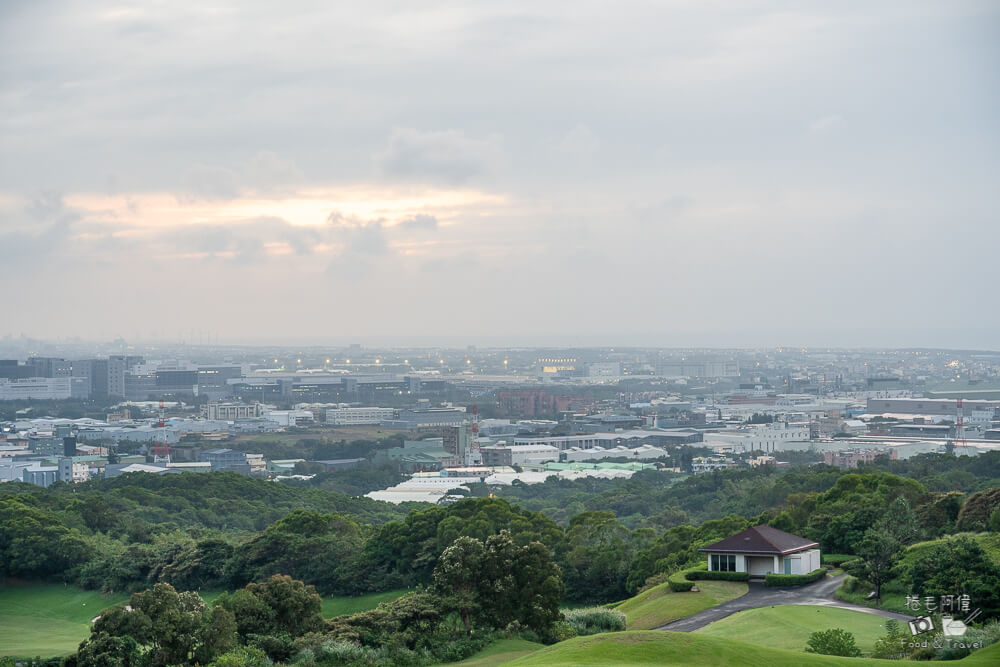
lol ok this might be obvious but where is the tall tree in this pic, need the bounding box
[852,529,901,604]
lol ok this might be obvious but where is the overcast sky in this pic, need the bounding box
[1,1,997,348]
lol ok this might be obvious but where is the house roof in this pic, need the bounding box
[698,525,819,555]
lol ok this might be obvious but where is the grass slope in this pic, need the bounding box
[696,605,888,653]
[437,639,544,666]
[322,589,408,617]
[507,631,1000,666]
[617,580,747,630]
[0,583,128,657]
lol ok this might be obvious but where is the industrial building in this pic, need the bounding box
[326,406,397,425]
[479,444,560,467]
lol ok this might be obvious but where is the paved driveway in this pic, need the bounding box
[656,574,913,632]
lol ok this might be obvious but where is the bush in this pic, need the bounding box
[765,568,826,587]
[805,628,862,657]
[667,569,695,592]
[213,646,272,667]
[686,570,750,582]
[563,607,627,636]
[821,554,856,567]
[540,620,578,644]
[839,574,864,594]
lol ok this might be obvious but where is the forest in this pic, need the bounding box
[2,451,999,664]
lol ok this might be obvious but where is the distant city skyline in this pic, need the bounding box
[2,2,998,348]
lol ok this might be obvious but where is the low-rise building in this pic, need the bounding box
[326,406,397,426]
[824,448,897,468]
[203,401,265,420]
[700,525,820,578]
[201,448,251,474]
[480,444,560,467]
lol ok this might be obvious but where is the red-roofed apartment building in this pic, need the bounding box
[699,525,821,578]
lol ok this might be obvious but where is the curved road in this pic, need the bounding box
[656,574,912,632]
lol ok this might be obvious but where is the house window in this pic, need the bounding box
[711,554,736,572]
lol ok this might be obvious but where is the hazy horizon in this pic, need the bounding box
[2,1,998,349]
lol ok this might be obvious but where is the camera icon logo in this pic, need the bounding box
[941,616,968,637]
[909,616,934,636]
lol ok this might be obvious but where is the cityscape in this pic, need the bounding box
[1,1,997,665]
[3,345,1000,502]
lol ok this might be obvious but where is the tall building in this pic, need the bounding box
[72,359,109,399]
[27,357,73,377]
[108,355,144,398]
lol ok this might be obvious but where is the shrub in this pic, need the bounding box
[821,554,856,567]
[667,569,695,592]
[765,568,826,587]
[805,628,862,657]
[540,620,578,644]
[686,570,749,582]
[214,646,273,667]
[563,607,627,636]
[840,574,864,594]
[639,571,669,592]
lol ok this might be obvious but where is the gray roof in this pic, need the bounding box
[699,525,819,555]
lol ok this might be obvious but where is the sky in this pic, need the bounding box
[1,1,998,349]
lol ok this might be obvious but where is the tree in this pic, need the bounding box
[879,496,920,545]
[562,511,632,603]
[852,529,901,604]
[84,584,235,666]
[432,536,485,631]
[76,634,142,667]
[908,537,1000,618]
[218,575,324,640]
[433,530,563,635]
[805,628,862,657]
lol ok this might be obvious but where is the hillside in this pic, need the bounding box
[508,631,1000,666]
[695,605,889,653]
[615,580,747,630]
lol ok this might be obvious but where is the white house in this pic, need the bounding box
[699,525,821,578]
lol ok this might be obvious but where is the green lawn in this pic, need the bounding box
[696,605,889,653]
[616,580,747,630]
[437,638,544,666]
[0,582,405,658]
[0,582,128,658]
[322,588,408,617]
[507,631,1000,666]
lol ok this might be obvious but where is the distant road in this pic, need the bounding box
[656,574,912,632]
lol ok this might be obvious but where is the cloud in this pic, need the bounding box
[808,114,844,135]
[0,193,80,264]
[240,151,304,193]
[554,123,600,157]
[375,128,504,184]
[178,152,304,201]
[179,165,241,201]
[166,216,323,262]
[396,214,439,231]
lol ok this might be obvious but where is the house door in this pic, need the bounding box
[748,556,772,576]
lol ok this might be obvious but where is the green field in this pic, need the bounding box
[616,580,747,630]
[0,583,128,657]
[0,583,406,658]
[508,631,1000,666]
[438,638,545,666]
[321,588,408,617]
[696,605,889,653]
